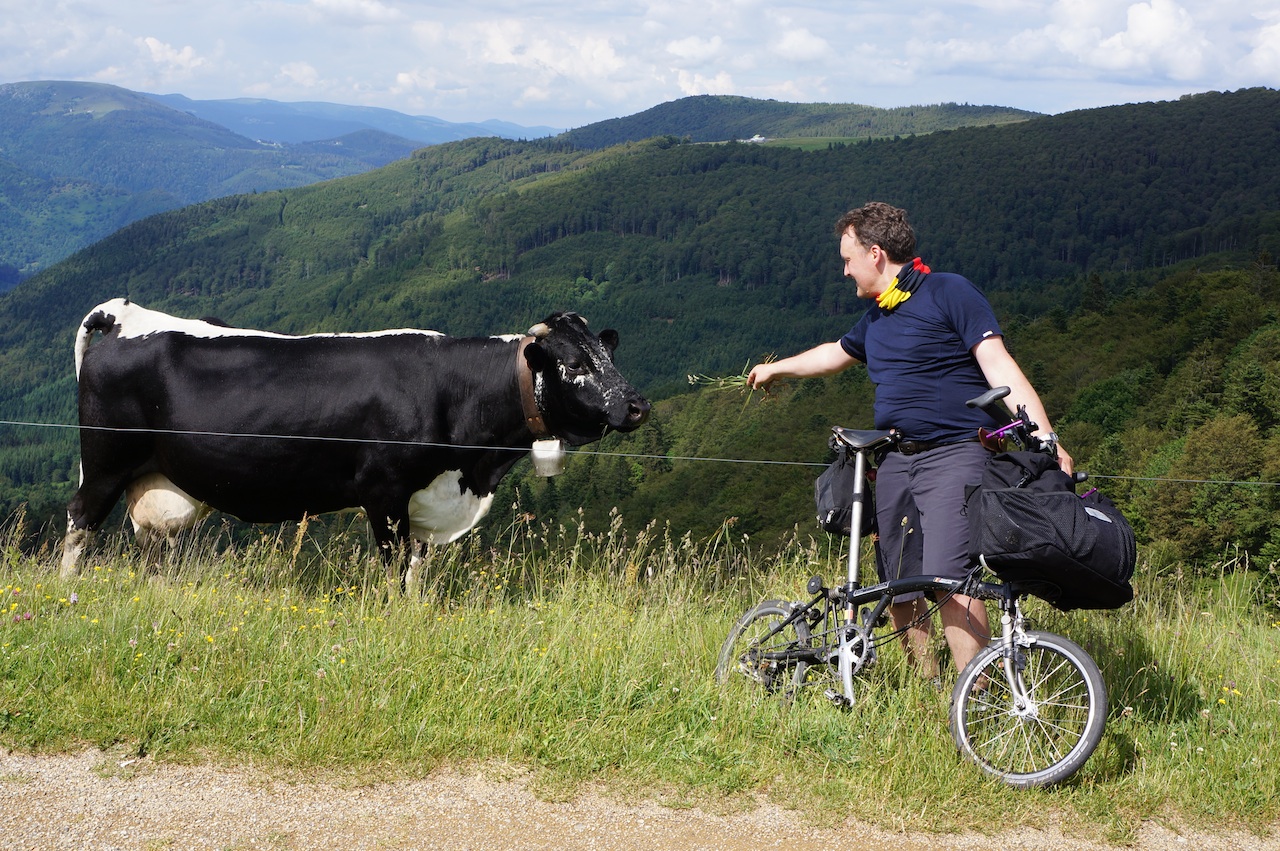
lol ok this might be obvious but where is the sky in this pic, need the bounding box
[3,0,1278,131]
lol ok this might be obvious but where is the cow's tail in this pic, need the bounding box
[74,303,124,379]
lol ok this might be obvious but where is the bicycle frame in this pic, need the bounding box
[728,568,1040,701]
[823,385,1048,705]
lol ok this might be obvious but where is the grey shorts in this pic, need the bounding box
[873,441,991,600]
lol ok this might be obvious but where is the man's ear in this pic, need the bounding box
[599,329,619,353]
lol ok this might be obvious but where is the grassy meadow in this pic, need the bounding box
[1,507,1278,844]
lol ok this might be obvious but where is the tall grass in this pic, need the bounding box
[1,509,1278,841]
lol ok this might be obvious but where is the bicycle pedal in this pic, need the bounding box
[823,688,853,709]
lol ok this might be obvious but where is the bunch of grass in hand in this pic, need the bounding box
[687,355,775,407]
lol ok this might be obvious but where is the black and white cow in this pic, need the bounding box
[61,298,650,579]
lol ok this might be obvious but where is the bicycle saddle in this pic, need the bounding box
[831,426,897,450]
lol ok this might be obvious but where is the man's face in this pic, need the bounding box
[840,229,882,299]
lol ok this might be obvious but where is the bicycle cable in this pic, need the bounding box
[862,564,984,651]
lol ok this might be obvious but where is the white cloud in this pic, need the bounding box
[677,69,735,96]
[520,85,552,104]
[278,61,320,88]
[409,21,445,47]
[1094,0,1208,79]
[666,36,724,65]
[1,1,1277,126]
[998,0,1213,83]
[307,0,404,26]
[771,28,832,63]
[138,37,207,74]
[477,22,627,84]
[1240,14,1280,78]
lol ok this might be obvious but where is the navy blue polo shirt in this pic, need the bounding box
[840,271,1003,443]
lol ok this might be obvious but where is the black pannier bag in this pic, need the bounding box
[965,451,1136,611]
[815,440,877,538]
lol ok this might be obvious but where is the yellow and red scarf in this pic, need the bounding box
[875,257,931,311]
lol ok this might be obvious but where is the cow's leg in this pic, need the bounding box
[62,432,153,578]
[404,539,427,596]
[368,505,416,595]
[60,517,93,578]
[62,475,134,578]
[379,535,402,593]
[130,523,178,573]
[131,523,162,570]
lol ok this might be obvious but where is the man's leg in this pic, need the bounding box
[939,593,990,672]
[890,597,939,678]
[875,451,935,674]
[908,443,992,673]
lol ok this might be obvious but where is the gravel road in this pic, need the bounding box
[2,749,1277,850]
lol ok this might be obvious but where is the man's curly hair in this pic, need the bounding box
[835,202,916,263]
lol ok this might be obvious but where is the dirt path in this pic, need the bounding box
[2,749,1276,850]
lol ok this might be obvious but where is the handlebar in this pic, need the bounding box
[966,386,1086,481]
[966,386,1055,456]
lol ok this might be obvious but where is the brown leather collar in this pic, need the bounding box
[517,336,551,439]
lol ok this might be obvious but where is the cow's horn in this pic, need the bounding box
[527,322,551,338]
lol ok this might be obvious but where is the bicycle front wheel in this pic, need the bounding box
[715,600,816,697]
[950,630,1107,788]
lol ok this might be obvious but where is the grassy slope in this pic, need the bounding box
[1,518,1277,841]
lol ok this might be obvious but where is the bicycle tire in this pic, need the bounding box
[715,600,818,697]
[950,630,1107,788]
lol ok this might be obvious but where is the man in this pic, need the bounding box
[747,202,1072,675]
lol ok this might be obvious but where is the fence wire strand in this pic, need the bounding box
[2,418,1279,487]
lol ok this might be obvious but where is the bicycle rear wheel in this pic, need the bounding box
[715,600,821,697]
[950,630,1107,788]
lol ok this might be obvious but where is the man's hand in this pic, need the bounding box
[746,362,778,390]
[1054,441,1075,476]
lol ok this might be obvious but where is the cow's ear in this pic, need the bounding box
[523,340,550,371]
[598,329,619,353]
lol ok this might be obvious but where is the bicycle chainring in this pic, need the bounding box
[834,628,876,676]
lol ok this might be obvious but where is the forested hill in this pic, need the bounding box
[1,87,1279,557]
[1,83,1041,284]
[557,94,1037,148]
[0,81,422,282]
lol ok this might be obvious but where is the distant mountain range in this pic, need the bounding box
[144,92,561,145]
[1,80,1038,285]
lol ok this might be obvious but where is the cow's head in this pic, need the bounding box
[523,312,650,446]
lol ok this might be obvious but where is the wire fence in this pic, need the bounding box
[4,417,1280,488]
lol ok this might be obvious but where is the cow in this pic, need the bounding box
[60,298,651,582]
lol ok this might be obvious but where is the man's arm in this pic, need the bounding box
[747,341,858,390]
[972,336,1075,474]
